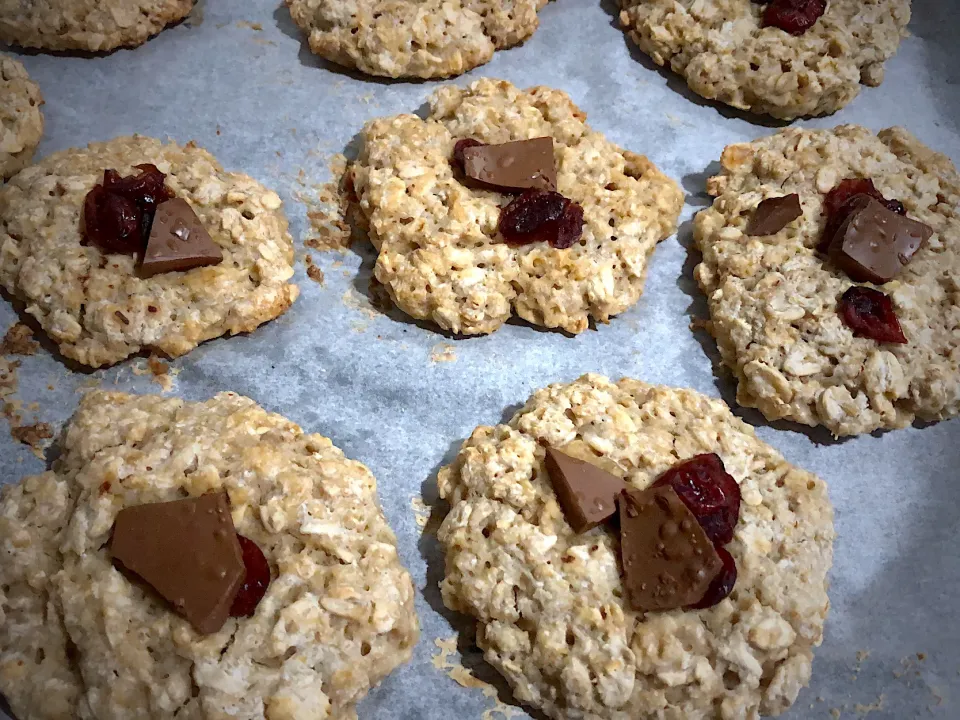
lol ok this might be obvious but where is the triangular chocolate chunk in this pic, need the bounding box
[139,198,223,278]
[619,486,722,613]
[746,194,803,236]
[545,446,627,533]
[110,491,244,634]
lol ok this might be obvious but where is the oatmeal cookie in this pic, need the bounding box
[352,78,684,335]
[694,125,960,437]
[285,0,548,79]
[0,135,299,368]
[0,55,44,181]
[618,0,911,120]
[437,374,834,719]
[0,0,195,52]
[0,390,419,720]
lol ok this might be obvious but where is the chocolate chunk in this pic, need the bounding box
[545,446,627,533]
[139,198,223,278]
[746,194,803,236]
[828,196,932,284]
[462,137,557,192]
[619,485,723,613]
[111,491,245,634]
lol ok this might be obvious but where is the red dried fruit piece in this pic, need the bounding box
[838,286,908,344]
[763,0,826,35]
[498,189,585,248]
[83,185,142,253]
[652,453,741,546]
[229,535,270,618]
[690,546,737,609]
[820,178,907,252]
[453,138,485,170]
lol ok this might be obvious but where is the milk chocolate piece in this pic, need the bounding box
[462,137,557,192]
[545,446,627,533]
[746,194,803,236]
[828,196,932,284]
[139,198,223,278]
[619,485,723,613]
[111,491,245,634]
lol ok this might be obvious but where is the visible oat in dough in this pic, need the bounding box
[437,374,834,719]
[285,0,549,79]
[0,135,299,368]
[0,55,44,181]
[0,390,419,720]
[694,125,960,437]
[352,78,684,336]
[0,0,195,52]
[619,0,911,120]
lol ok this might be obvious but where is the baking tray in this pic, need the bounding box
[2,1,959,718]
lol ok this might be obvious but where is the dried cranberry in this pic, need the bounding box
[652,453,741,546]
[819,178,907,252]
[690,547,737,609]
[838,286,908,344]
[498,189,585,248]
[229,535,270,618]
[763,0,826,35]
[453,138,485,170]
[83,185,142,253]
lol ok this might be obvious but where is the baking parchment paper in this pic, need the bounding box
[2,1,959,718]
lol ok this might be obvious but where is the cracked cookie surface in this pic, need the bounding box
[437,374,834,719]
[0,55,44,181]
[695,125,960,436]
[285,0,549,79]
[352,78,683,336]
[619,0,910,119]
[0,135,299,368]
[0,0,195,52]
[0,390,419,720]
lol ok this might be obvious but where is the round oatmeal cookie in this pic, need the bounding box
[0,135,299,368]
[695,125,960,436]
[0,55,44,181]
[437,374,834,719]
[285,0,548,79]
[352,78,684,335]
[0,390,419,720]
[618,0,911,120]
[0,0,195,52]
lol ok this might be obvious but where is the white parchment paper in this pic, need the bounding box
[2,1,959,718]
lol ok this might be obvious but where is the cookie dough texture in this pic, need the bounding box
[695,125,960,436]
[0,0,195,52]
[619,0,910,120]
[0,391,419,720]
[0,135,299,367]
[285,0,548,79]
[438,374,834,719]
[353,78,684,335]
[0,55,44,181]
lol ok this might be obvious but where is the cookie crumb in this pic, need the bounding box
[431,638,524,719]
[236,20,262,31]
[10,422,52,452]
[299,155,355,252]
[0,323,39,356]
[410,496,430,528]
[430,343,457,363]
[305,254,325,285]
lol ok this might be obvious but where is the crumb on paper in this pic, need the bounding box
[830,710,841,719]
[411,496,430,528]
[297,154,358,252]
[10,422,52,453]
[305,254,325,285]
[853,695,885,716]
[342,287,380,321]
[236,20,263,31]
[0,323,39,356]
[431,638,524,720]
[430,343,457,363]
[130,356,176,392]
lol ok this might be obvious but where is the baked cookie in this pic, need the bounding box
[0,390,419,720]
[0,135,299,367]
[695,125,960,437]
[618,0,911,120]
[285,0,548,79]
[0,0,195,52]
[437,374,834,719]
[352,78,684,335]
[0,55,44,181]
